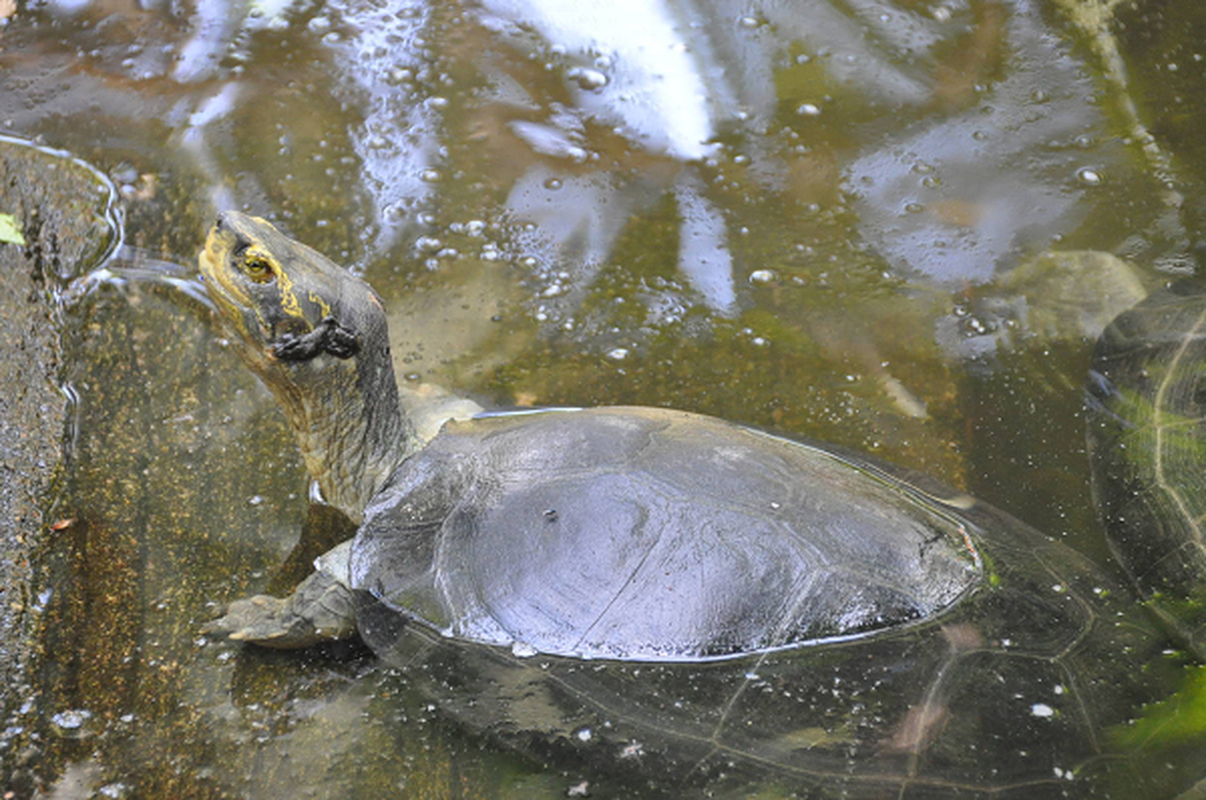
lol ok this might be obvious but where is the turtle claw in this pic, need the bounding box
[203,567,357,649]
[202,594,294,645]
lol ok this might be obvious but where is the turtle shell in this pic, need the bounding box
[350,406,981,661]
[345,408,1175,796]
[1088,277,1206,657]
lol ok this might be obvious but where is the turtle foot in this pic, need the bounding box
[203,568,357,649]
[203,594,303,646]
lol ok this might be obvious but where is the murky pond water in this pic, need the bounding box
[2,0,1206,796]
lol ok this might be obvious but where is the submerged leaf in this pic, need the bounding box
[1112,665,1206,749]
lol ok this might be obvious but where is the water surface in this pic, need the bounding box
[2,0,1205,796]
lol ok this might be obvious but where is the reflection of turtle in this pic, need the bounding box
[199,212,1178,795]
[1089,278,1206,660]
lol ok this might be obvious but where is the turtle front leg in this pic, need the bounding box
[204,544,357,649]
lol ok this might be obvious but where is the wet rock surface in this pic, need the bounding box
[0,136,117,739]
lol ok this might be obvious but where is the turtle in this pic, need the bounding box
[198,211,1181,797]
[1088,276,1206,662]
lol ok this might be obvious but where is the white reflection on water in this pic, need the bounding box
[507,165,641,273]
[478,0,741,314]
[480,0,720,161]
[845,0,1094,283]
[325,0,439,252]
[675,171,736,314]
[470,0,1115,302]
[32,0,1179,313]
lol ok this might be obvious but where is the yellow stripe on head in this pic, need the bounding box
[274,258,304,320]
[309,290,332,319]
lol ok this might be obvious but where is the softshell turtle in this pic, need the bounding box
[199,212,1178,796]
[199,211,986,660]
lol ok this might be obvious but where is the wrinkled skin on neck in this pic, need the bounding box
[199,211,417,523]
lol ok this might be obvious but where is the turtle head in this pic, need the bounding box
[200,210,376,370]
[199,210,414,522]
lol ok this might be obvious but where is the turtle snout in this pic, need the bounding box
[212,209,246,235]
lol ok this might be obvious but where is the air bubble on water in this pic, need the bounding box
[1031,703,1055,718]
[51,709,91,731]
[1077,168,1102,186]
[749,269,778,285]
[568,67,608,91]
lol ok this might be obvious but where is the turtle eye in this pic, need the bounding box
[240,254,275,283]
